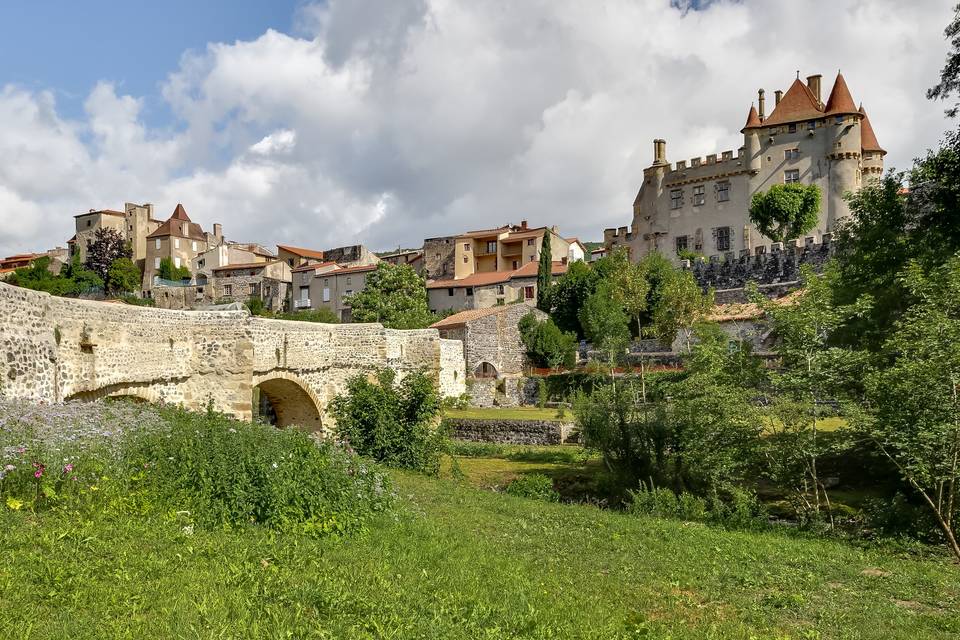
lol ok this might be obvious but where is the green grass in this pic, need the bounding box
[2,471,957,639]
[444,406,569,422]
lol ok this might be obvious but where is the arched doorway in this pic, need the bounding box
[253,376,323,430]
[474,361,498,379]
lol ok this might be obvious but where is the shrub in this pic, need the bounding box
[504,473,560,502]
[537,378,547,409]
[627,487,768,529]
[441,393,471,411]
[328,369,446,474]
[519,312,577,369]
[128,408,392,536]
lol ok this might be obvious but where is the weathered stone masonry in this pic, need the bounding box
[0,282,465,430]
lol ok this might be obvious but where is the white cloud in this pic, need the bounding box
[0,0,955,258]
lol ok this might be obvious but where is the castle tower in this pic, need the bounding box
[859,104,886,181]
[823,72,862,230]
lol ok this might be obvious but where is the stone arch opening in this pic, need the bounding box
[253,376,323,430]
[474,361,498,379]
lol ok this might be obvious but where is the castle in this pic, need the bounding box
[604,71,885,262]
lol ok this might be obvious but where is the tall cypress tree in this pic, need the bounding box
[536,231,553,311]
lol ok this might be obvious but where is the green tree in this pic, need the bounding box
[862,258,960,560]
[328,369,445,474]
[346,263,435,329]
[749,183,821,243]
[579,280,630,366]
[927,3,960,117]
[518,312,577,370]
[752,266,871,525]
[536,231,553,311]
[9,255,103,296]
[651,269,714,352]
[277,308,340,323]
[548,260,601,337]
[106,257,141,294]
[85,227,131,283]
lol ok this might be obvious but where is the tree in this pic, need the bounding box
[579,281,630,366]
[518,312,577,370]
[328,369,445,474]
[749,183,821,243]
[157,257,191,282]
[928,4,960,117]
[106,257,141,294]
[548,260,601,337]
[862,258,960,561]
[752,266,871,525]
[607,249,650,337]
[536,231,553,311]
[9,255,103,296]
[651,269,714,352]
[346,262,435,329]
[85,227,130,283]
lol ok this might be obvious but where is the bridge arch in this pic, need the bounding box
[252,372,324,430]
[65,382,165,405]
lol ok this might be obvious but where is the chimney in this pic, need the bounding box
[520,220,528,230]
[774,90,783,106]
[653,138,667,165]
[213,223,223,241]
[758,89,766,121]
[806,74,822,106]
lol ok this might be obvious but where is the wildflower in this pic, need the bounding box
[181,524,194,536]
[63,463,74,473]
[228,428,237,433]
[271,462,278,469]
[5,497,23,511]
[3,464,14,472]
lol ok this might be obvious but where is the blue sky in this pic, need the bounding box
[0,0,953,257]
[0,1,299,125]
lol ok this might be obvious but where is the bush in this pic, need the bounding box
[519,312,577,369]
[0,401,392,538]
[441,393,471,411]
[129,409,392,536]
[627,487,768,529]
[504,473,560,502]
[328,369,446,473]
[276,308,340,323]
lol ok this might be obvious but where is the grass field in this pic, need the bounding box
[2,469,957,639]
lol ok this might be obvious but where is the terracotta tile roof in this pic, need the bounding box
[211,260,278,272]
[859,105,885,155]
[73,209,126,218]
[147,204,207,241]
[426,261,568,289]
[742,104,761,131]
[824,72,858,116]
[291,260,339,273]
[430,305,518,329]
[762,79,824,127]
[332,263,378,275]
[277,244,325,259]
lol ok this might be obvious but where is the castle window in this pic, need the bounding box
[527,238,535,246]
[496,284,505,295]
[223,284,232,296]
[155,238,161,250]
[463,256,468,263]
[715,181,730,202]
[785,148,800,161]
[864,152,873,160]
[464,243,470,251]
[670,189,683,209]
[466,287,474,296]
[675,235,688,254]
[692,185,705,206]
[788,124,797,133]
[716,227,731,252]
[835,115,844,125]
[192,241,198,252]
[784,169,800,183]
[448,288,454,296]
[808,121,816,130]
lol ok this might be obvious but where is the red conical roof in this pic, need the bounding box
[742,104,761,131]
[824,72,858,116]
[763,78,824,127]
[859,105,885,155]
[170,203,191,221]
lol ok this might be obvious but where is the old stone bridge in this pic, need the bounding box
[0,283,465,429]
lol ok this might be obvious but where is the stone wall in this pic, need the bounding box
[445,417,575,445]
[0,282,465,430]
[689,238,831,290]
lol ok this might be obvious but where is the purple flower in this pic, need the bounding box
[63,463,74,473]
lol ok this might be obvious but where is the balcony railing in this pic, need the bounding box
[294,298,312,309]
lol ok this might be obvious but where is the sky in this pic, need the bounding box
[0,0,955,257]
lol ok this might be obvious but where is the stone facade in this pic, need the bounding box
[0,282,465,431]
[423,235,456,280]
[605,72,884,265]
[689,237,831,290]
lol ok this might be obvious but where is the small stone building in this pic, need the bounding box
[431,304,546,406]
[211,260,292,311]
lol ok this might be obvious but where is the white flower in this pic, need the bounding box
[182,524,194,536]
[272,462,278,469]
